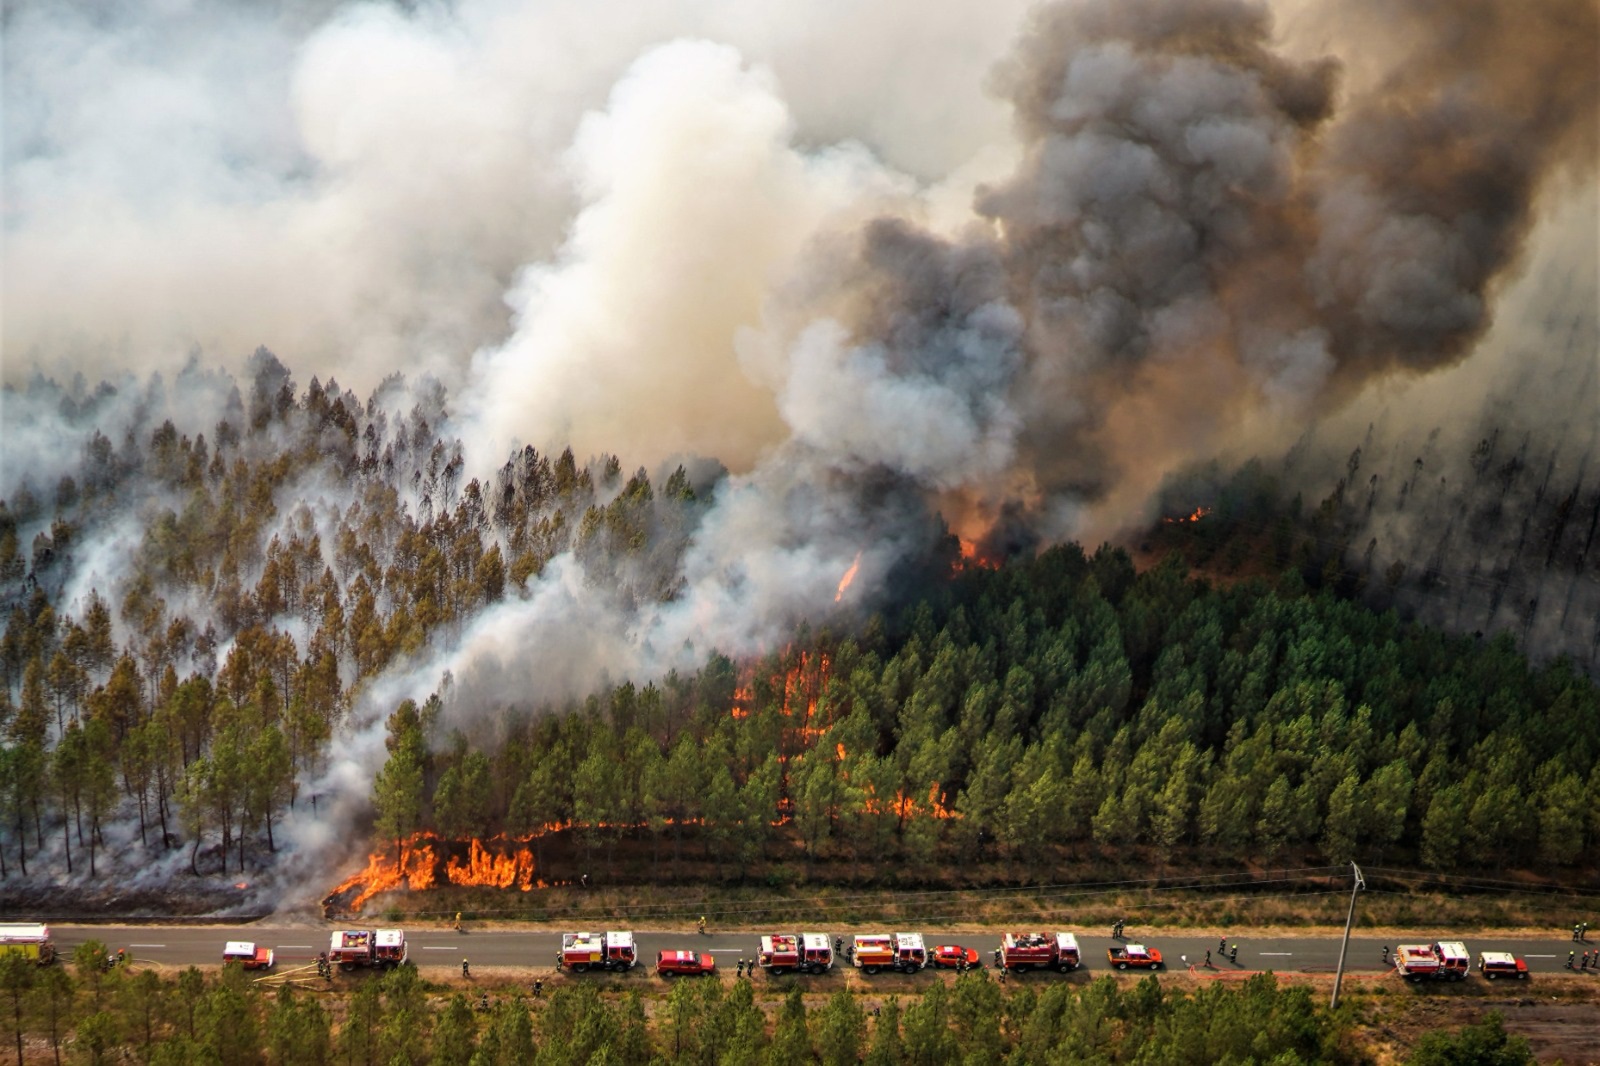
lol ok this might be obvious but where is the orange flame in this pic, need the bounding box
[1162,506,1212,524]
[326,832,539,913]
[834,552,862,602]
[447,839,538,891]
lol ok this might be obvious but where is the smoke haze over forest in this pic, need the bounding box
[2,0,1598,892]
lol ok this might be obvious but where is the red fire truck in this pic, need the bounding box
[757,933,833,975]
[560,931,638,972]
[1393,941,1470,982]
[327,929,408,970]
[996,932,1081,973]
[851,933,928,975]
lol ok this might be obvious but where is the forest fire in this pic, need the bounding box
[834,552,862,602]
[323,831,547,915]
[1163,506,1212,524]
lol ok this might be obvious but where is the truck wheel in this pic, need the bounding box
[1518,973,1527,980]
[1014,964,1029,974]
[573,963,589,973]
[1153,962,1163,971]
[1117,962,1128,971]
[340,962,355,973]
[662,970,674,978]
[864,965,878,975]
[1485,971,1495,980]
[1058,963,1071,973]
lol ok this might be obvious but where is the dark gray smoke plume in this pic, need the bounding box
[759,0,1597,548]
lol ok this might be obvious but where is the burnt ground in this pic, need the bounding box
[1359,993,1600,1065]
[0,880,268,922]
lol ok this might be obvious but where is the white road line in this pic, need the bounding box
[279,945,314,949]
[129,944,166,949]
[708,949,747,953]
[1526,954,1557,958]
[1258,952,1294,956]
[421,946,461,951]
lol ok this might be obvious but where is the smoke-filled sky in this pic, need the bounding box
[6,0,1595,552]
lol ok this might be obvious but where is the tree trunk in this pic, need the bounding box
[62,812,72,874]
[15,807,26,877]
[189,833,201,877]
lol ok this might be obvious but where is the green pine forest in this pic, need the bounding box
[2,352,1598,895]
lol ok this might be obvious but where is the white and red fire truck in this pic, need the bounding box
[1393,941,1470,982]
[996,932,1081,973]
[851,933,928,975]
[327,929,408,971]
[560,931,638,972]
[757,933,834,975]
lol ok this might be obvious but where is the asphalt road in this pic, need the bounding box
[49,924,1596,978]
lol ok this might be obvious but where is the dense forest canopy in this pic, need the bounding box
[2,354,1597,898]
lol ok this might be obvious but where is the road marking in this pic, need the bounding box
[1258,952,1293,956]
[129,944,166,949]
[421,946,461,951]
[279,945,314,950]
[708,949,747,953]
[1526,954,1557,958]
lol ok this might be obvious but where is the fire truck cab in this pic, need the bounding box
[998,932,1081,973]
[852,933,928,975]
[1476,951,1528,980]
[222,941,275,970]
[0,924,55,965]
[758,933,833,975]
[1394,941,1470,981]
[561,931,637,972]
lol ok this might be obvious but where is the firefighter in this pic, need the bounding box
[998,966,1007,985]
[533,979,543,997]
[1230,945,1239,965]
[580,873,589,888]
[1219,937,1227,955]
[455,912,462,932]
[1566,951,1575,969]
[993,947,1002,968]
[116,948,126,966]
[1381,945,1389,964]
[477,993,490,1012]
[1575,924,1582,942]
[835,937,844,957]
[698,916,707,935]
[1205,950,1212,967]
[463,958,471,978]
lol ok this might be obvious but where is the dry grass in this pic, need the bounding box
[368,876,1596,938]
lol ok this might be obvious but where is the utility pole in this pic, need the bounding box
[1330,861,1365,1010]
